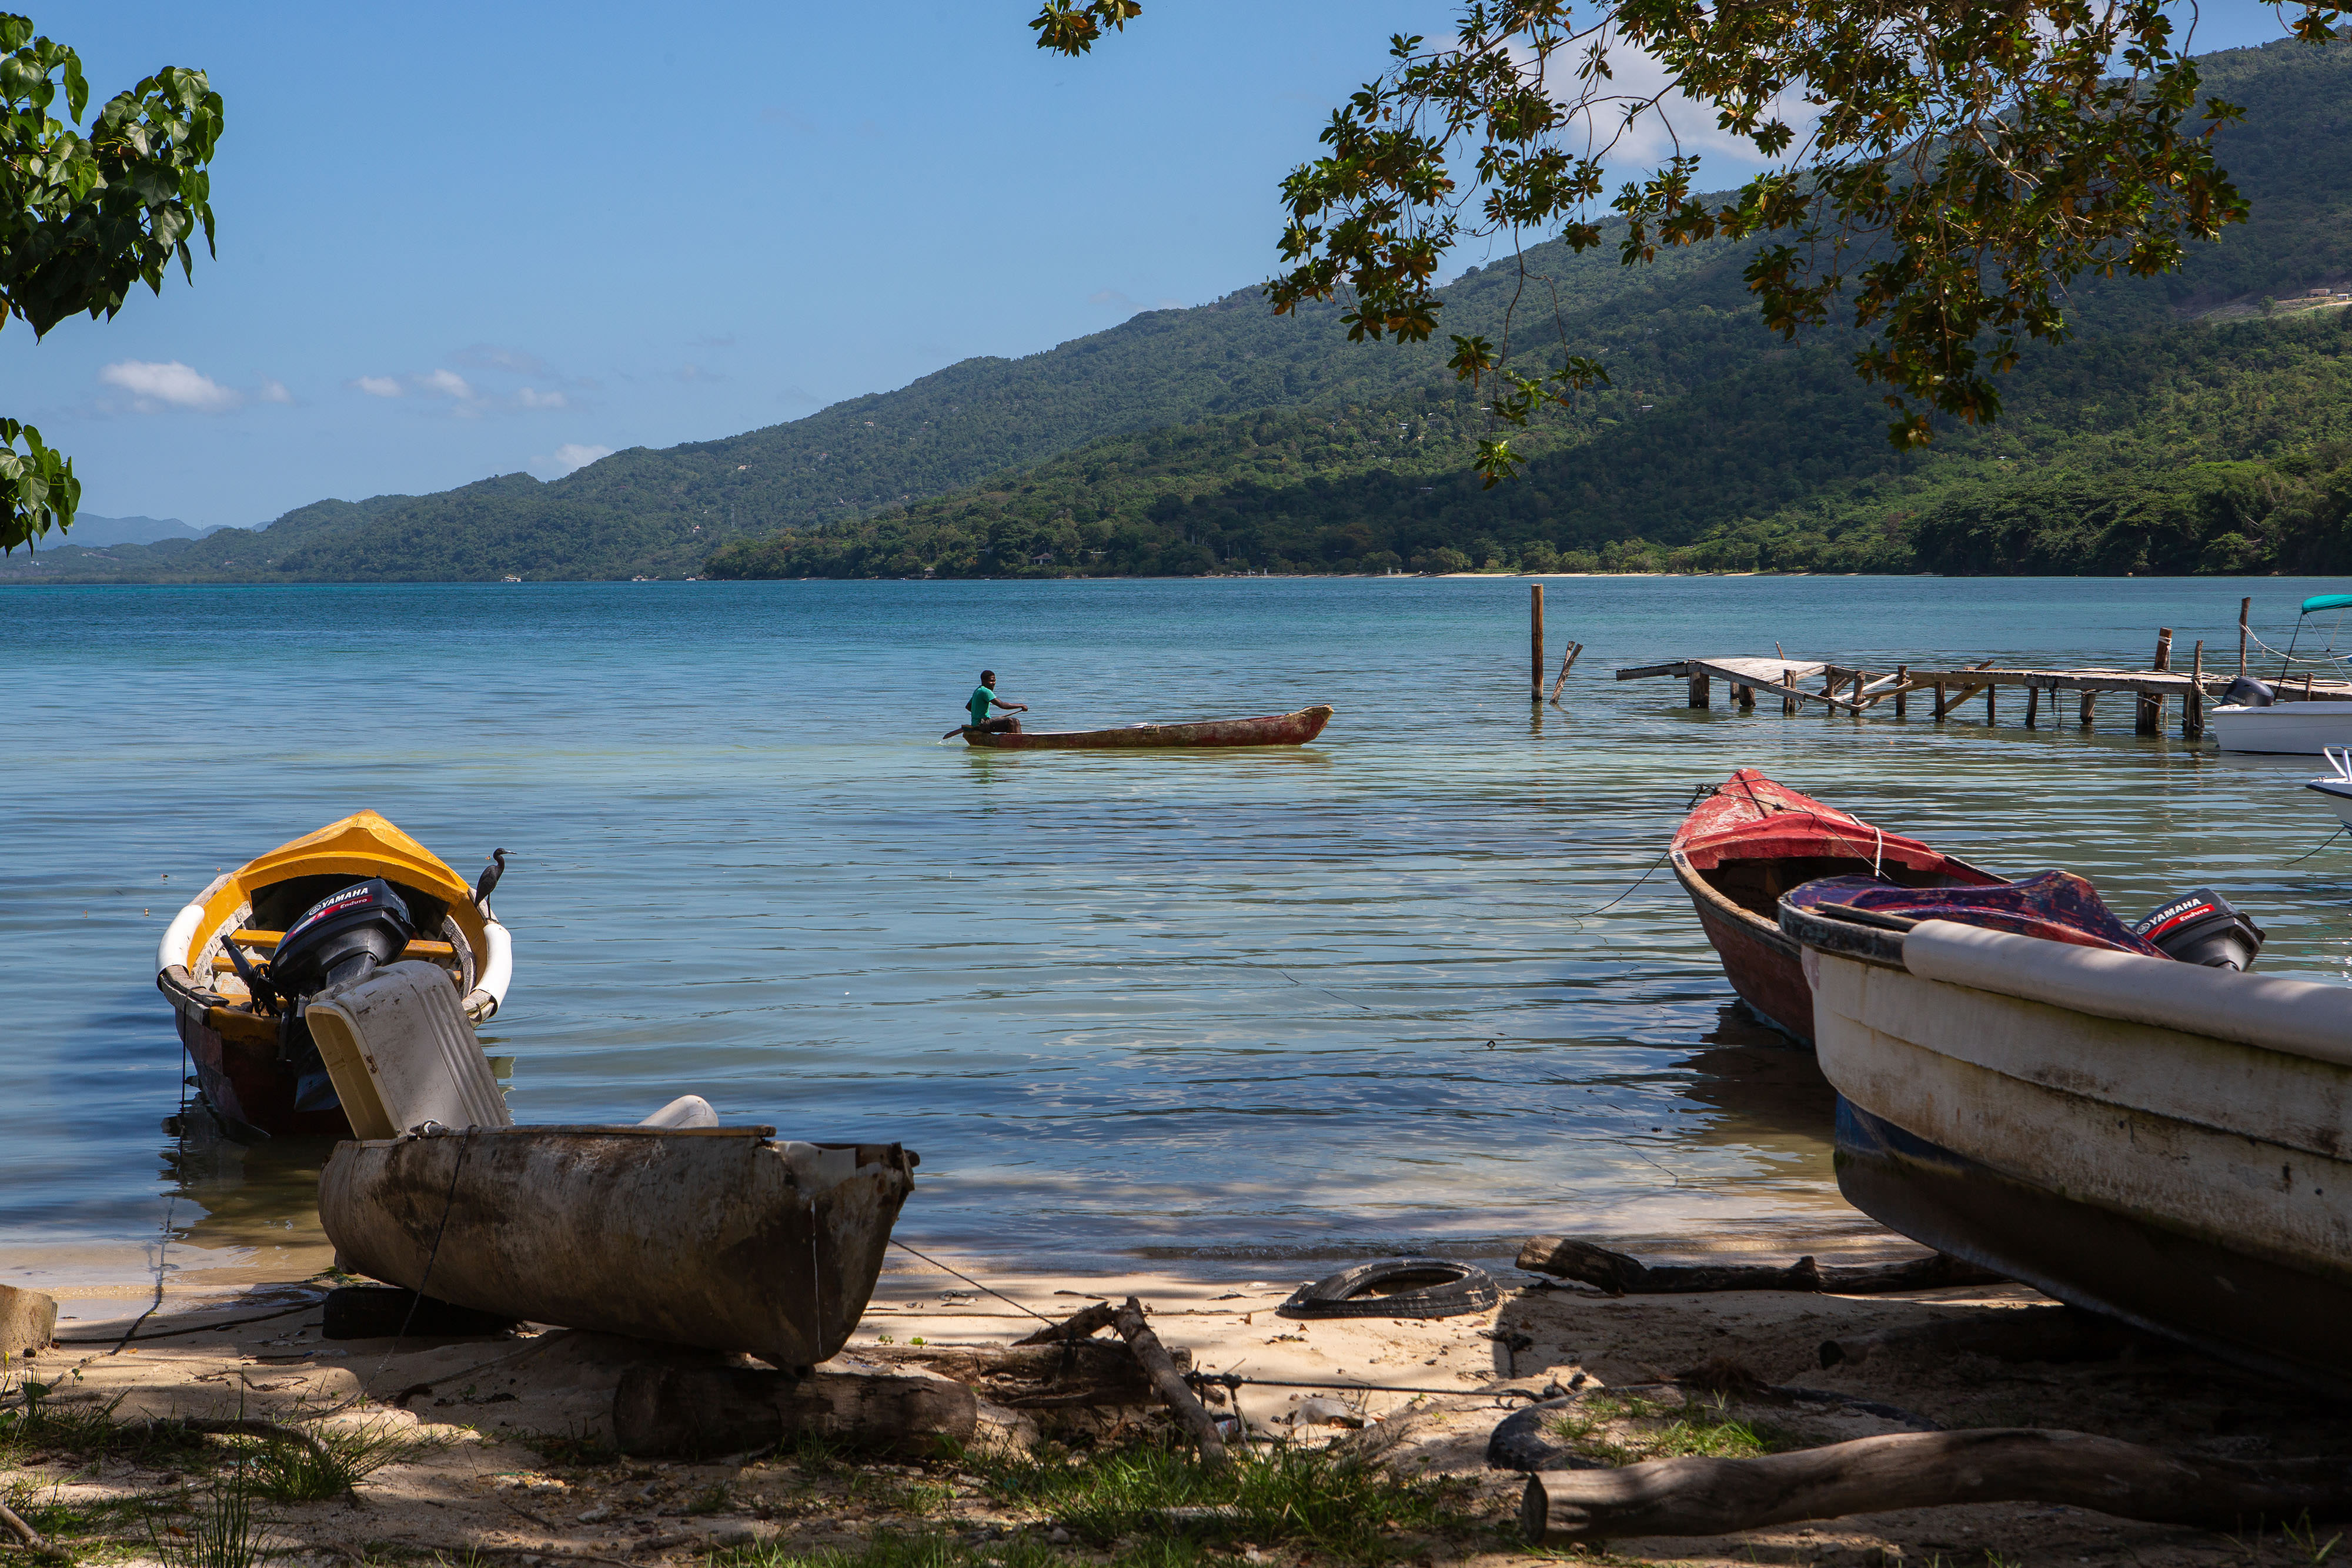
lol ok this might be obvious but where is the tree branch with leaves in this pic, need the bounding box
[0,12,222,552]
[1033,0,2344,483]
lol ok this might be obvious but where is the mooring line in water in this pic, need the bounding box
[2284,826,2347,865]
[888,1237,1061,1330]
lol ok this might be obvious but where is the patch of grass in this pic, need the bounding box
[1544,1393,1798,1467]
[148,1454,269,1568]
[970,1437,1481,1559]
[244,1419,428,1502]
[687,1481,739,1516]
[513,1424,621,1467]
[0,1375,212,1470]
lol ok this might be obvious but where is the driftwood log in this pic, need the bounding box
[1522,1429,2352,1542]
[859,1339,1187,1408]
[612,1363,977,1458]
[1518,1237,2004,1296]
[1818,1305,2163,1369]
[1114,1297,1228,1470]
[0,1499,42,1549]
[1014,1301,1117,1345]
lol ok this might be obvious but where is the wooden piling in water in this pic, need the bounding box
[2186,642,2206,738]
[2240,598,2251,677]
[1548,642,1582,706]
[1530,584,1544,703]
[1688,672,1711,708]
[1850,671,1865,716]
[2080,690,2095,727]
[2137,628,2174,734]
[1737,682,1755,710]
[2026,684,2039,728]
[1894,665,1908,718]
[1933,680,1947,721]
[1782,668,1795,716]
[1986,684,1996,725]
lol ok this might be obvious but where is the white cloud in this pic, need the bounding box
[352,375,403,397]
[99,360,242,413]
[259,379,293,404]
[455,343,551,375]
[417,369,475,399]
[517,387,567,409]
[1532,27,1820,188]
[543,442,613,476]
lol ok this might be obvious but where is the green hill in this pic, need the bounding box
[11,32,2351,587]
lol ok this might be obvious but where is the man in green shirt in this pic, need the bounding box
[964,669,1028,734]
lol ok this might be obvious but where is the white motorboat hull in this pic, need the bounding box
[2208,700,2352,754]
[1785,908,2352,1385]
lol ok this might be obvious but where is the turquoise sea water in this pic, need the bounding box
[6,576,2350,1291]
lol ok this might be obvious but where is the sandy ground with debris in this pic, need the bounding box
[12,1236,2351,1568]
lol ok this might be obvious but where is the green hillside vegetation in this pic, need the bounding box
[8,33,2350,587]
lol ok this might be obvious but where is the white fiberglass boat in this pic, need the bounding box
[1780,895,2352,1388]
[2309,748,2352,829]
[2211,594,2352,754]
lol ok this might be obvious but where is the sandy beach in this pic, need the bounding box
[13,1225,2348,1568]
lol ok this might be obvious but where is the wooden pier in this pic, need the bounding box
[1616,638,2352,741]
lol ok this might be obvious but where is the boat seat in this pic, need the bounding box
[307,959,513,1140]
[219,930,458,963]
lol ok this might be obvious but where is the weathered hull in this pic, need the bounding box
[963,704,1332,749]
[1672,857,1814,1044]
[319,1126,917,1365]
[1793,907,2352,1386]
[1835,1098,2352,1390]
[2209,701,2352,755]
[176,1008,348,1141]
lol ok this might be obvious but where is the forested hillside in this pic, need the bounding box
[11,32,2350,586]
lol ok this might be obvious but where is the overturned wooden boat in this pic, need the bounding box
[961,704,1333,749]
[1670,770,1999,1045]
[155,811,513,1139]
[1781,890,2352,1386]
[320,1125,916,1365]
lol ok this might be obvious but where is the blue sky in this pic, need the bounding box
[1,1,2313,530]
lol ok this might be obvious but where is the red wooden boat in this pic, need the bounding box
[1671,769,2001,1045]
[961,704,1332,749]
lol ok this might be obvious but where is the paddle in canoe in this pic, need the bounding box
[957,704,1333,749]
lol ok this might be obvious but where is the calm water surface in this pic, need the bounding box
[6,577,2349,1292]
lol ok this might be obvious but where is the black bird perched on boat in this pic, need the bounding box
[474,848,508,909]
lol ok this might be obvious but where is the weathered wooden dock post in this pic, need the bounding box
[2136,628,2174,734]
[1548,642,1582,706]
[2025,684,2040,728]
[2239,598,2251,677]
[1782,668,1795,716]
[2186,641,2206,738]
[1932,680,1947,721]
[1894,664,1909,717]
[1737,682,1755,710]
[2079,690,2095,727]
[1688,671,1711,707]
[1530,584,1544,703]
[1985,685,1996,725]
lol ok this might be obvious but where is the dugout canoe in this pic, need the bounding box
[319,1124,917,1365]
[1780,895,2352,1388]
[1669,770,1999,1045]
[961,704,1333,749]
[156,811,514,1140]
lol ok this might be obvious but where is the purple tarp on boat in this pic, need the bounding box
[1785,870,2166,957]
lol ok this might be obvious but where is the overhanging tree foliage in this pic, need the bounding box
[1030,0,2344,480]
[0,13,222,552]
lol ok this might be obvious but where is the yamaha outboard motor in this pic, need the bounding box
[272,879,416,995]
[2132,888,2266,970]
[266,880,416,1111]
[2221,675,2274,708]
